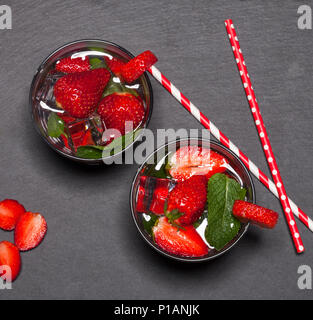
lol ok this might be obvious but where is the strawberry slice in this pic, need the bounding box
[56,56,90,73]
[0,241,21,282]
[168,146,228,182]
[149,179,171,215]
[232,200,279,229]
[54,68,111,118]
[166,175,207,226]
[15,212,47,251]
[121,51,158,83]
[105,57,125,76]
[136,177,171,215]
[153,217,208,258]
[0,199,26,231]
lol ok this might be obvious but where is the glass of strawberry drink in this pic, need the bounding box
[30,40,153,164]
[131,138,258,262]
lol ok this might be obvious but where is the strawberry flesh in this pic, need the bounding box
[54,68,111,118]
[153,217,208,258]
[232,200,279,229]
[56,56,90,73]
[15,212,47,251]
[167,175,207,225]
[136,177,171,215]
[0,199,26,231]
[168,146,228,182]
[0,241,21,282]
[121,51,158,83]
[105,57,125,76]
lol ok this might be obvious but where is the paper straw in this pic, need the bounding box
[148,66,312,238]
[224,19,304,253]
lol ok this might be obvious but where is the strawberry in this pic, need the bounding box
[54,68,111,118]
[56,56,90,73]
[0,199,26,231]
[232,200,279,229]
[105,57,125,76]
[166,175,207,226]
[121,50,158,83]
[153,217,208,258]
[168,146,228,182]
[98,93,145,136]
[15,212,47,251]
[0,241,21,282]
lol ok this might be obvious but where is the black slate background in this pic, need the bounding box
[0,0,312,300]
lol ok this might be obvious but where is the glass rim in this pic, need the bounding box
[29,39,154,164]
[130,137,256,263]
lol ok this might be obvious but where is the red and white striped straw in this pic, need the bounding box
[224,19,304,253]
[148,66,312,238]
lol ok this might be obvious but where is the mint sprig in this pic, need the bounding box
[76,129,142,159]
[47,112,66,138]
[205,173,246,251]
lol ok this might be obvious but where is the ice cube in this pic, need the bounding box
[136,176,175,215]
[64,114,105,152]
[36,71,64,109]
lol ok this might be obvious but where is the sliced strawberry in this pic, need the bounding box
[56,56,90,73]
[153,217,208,258]
[166,175,207,225]
[232,200,279,229]
[0,199,26,231]
[54,68,111,118]
[121,50,158,83]
[61,134,70,149]
[105,57,125,76]
[136,177,171,215]
[15,212,47,251]
[98,92,145,136]
[168,146,228,182]
[136,176,148,213]
[0,241,21,282]
[149,179,171,215]
[81,130,95,146]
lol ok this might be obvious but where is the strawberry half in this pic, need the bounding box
[153,217,208,258]
[98,93,145,136]
[54,68,111,118]
[232,200,279,229]
[168,146,228,182]
[166,175,207,226]
[0,199,26,231]
[56,56,90,73]
[121,50,158,83]
[0,241,21,282]
[15,212,47,251]
[105,57,125,76]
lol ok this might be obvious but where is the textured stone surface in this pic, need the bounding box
[0,0,312,299]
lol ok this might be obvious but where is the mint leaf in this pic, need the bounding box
[76,129,142,159]
[76,146,103,159]
[88,47,105,53]
[47,112,65,138]
[102,80,124,98]
[102,79,139,98]
[102,129,142,157]
[205,173,246,251]
[142,213,158,236]
[90,57,108,70]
